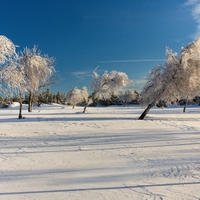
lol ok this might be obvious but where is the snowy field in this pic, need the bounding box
[0,103,200,200]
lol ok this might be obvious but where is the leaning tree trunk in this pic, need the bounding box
[83,101,89,113]
[28,91,34,112]
[83,96,93,113]
[138,104,154,120]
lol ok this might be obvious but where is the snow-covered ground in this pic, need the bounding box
[0,103,200,200]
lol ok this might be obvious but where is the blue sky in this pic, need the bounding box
[1,0,199,94]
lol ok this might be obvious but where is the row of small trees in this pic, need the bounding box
[65,87,140,108]
[0,89,66,106]
[1,87,140,108]
[66,69,132,113]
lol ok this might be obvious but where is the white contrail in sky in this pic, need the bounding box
[98,59,165,63]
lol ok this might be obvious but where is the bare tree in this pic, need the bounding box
[83,69,132,113]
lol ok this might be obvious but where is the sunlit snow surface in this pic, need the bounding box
[0,103,200,200]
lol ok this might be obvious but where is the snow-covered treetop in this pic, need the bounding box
[90,69,132,99]
[0,35,22,95]
[181,38,200,64]
[65,86,88,106]
[140,64,165,106]
[180,38,200,90]
[141,38,200,107]
[20,46,55,92]
[0,35,16,64]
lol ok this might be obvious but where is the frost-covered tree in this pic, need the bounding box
[20,46,55,112]
[179,38,200,104]
[3,62,27,119]
[0,35,17,93]
[0,35,26,118]
[139,38,200,119]
[66,87,88,108]
[83,69,132,113]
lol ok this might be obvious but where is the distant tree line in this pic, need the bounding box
[1,87,199,110]
[65,88,140,108]
[0,88,140,108]
[0,88,65,107]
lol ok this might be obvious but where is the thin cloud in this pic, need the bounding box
[185,0,199,5]
[184,0,200,39]
[134,79,147,85]
[72,71,92,79]
[98,59,165,64]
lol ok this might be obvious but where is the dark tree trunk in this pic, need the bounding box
[28,92,33,112]
[138,104,154,120]
[183,101,187,113]
[18,96,23,119]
